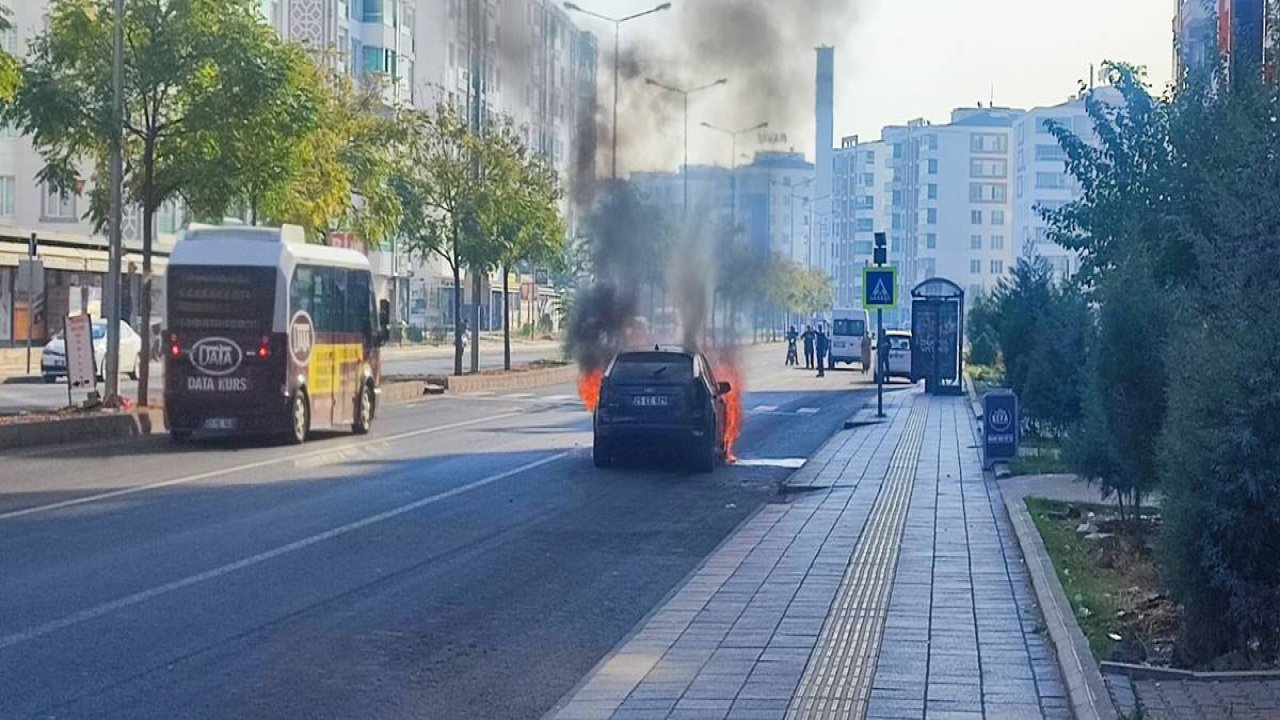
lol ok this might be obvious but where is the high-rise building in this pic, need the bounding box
[831,136,891,312]
[813,47,835,278]
[1175,0,1267,78]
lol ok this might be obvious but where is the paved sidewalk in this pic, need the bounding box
[550,388,1068,720]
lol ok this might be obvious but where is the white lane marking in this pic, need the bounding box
[796,407,820,415]
[753,405,778,413]
[732,458,807,469]
[546,394,575,402]
[0,411,527,522]
[508,393,535,399]
[0,451,570,652]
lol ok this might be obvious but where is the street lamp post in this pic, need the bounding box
[644,76,728,216]
[564,2,671,180]
[701,120,767,230]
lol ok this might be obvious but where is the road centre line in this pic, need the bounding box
[0,451,570,652]
[0,410,528,522]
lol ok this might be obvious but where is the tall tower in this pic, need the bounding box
[814,46,836,274]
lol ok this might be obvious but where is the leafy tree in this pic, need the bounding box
[965,292,1000,366]
[991,250,1054,400]
[1156,65,1280,664]
[1019,282,1089,435]
[0,7,18,104]
[11,0,302,405]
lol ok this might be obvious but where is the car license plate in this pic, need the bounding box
[632,395,669,407]
[46,357,65,367]
[203,417,238,431]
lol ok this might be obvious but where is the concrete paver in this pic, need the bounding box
[550,388,1066,719]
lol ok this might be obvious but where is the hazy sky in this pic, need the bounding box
[591,0,1176,171]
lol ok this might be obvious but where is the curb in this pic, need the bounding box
[1100,660,1280,682]
[0,366,576,453]
[1004,489,1119,720]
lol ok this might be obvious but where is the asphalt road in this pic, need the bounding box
[0,347,873,719]
[0,344,557,414]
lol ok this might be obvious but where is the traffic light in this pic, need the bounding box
[873,232,887,266]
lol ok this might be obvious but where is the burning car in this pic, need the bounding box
[591,347,732,472]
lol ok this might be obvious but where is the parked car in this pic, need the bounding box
[41,320,144,383]
[593,347,731,473]
[873,330,915,383]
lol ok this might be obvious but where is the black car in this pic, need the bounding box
[593,348,732,472]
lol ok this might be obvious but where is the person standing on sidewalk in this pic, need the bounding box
[861,332,872,374]
[815,324,829,378]
[802,325,815,369]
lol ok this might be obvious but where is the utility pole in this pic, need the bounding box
[643,76,728,218]
[103,0,125,401]
[563,2,671,180]
[468,0,484,374]
[874,232,887,418]
[701,120,767,231]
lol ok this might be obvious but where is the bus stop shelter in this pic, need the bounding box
[911,278,965,395]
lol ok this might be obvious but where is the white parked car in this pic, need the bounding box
[874,330,916,383]
[41,320,144,383]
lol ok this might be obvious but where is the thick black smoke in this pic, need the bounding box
[566,283,638,371]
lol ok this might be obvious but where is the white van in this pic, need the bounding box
[830,309,870,367]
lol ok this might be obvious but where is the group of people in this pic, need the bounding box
[785,324,876,378]
[785,324,831,377]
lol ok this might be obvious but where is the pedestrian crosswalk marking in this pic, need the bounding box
[797,407,820,415]
[509,393,534,399]
[754,405,778,413]
[870,278,891,304]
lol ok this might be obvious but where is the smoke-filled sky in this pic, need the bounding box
[582,0,1175,175]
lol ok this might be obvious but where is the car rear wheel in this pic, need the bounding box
[127,354,140,381]
[592,436,614,468]
[42,374,57,384]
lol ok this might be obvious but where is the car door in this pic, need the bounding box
[700,355,726,442]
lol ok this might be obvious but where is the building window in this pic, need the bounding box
[854,240,873,254]
[971,210,983,225]
[925,208,937,224]
[856,195,874,209]
[991,209,1006,225]
[860,172,874,187]
[969,158,1008,178]
[970,259,982,274]
[970,133,1008,153]
[925,233,937,249]
[891,213,903,230]
[970,235,982,250]
[991,235,1005,250]
[1035,172,1068,189]
[927,184,937,200]
[855,218,874,232]
[0,176,14,216]
[991,259,1004,274]
[41,183,77,221]
[1035,144,1067,162]
[891,237,902,252]
[969,183,1008,203]
[927,158,938,174]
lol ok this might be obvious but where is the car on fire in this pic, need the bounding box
[592,347,732,473]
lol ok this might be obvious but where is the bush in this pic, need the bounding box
[992,254,1054,404]
[968,332,998,367]
[1020,283,1089,435]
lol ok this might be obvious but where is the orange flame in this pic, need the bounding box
[578,368,604,412]
[715,363,744,463]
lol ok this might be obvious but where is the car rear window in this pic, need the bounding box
[889,336,911,350]
[609,353,693,382]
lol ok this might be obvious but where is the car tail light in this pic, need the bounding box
[168,333,180,358]
[257,334,270,359]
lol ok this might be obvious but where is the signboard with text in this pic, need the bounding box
[65,313,97,398]
[983,390,1020,469]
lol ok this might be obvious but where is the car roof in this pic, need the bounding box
[616,349,696,361]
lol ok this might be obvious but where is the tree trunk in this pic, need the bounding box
[502,264,511,371]
[452,258,463,377]
[470,269,481,373]
[137,142,156,407]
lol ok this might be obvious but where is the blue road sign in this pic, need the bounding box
[983,390,1020,468]
[863,266,897,310]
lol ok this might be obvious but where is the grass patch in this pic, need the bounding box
[1025,498,1173,664]
[1010,437,1068,475]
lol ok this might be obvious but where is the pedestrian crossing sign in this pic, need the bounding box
[862,266,898,310]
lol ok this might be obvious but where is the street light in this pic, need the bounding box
[701,120,767,229]
[564,2,672,180]
[644,76,728,216]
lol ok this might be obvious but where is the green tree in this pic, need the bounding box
[1156,64,1280,664]
[965,291,1000,367]
[10,0,302,405]
[991,250,1054,399]
[1019,281,1089,435]
[0,7,18,104]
